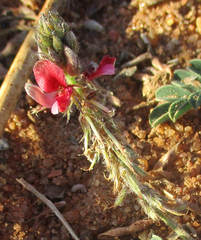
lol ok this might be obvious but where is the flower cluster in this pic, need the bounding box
[25,56,115,114]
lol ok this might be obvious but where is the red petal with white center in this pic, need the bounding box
[33,60,67,92]
[25,83,57,108]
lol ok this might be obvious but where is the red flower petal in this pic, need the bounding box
[87,55,116,80]
[33,60,67,92]
[56,88,73,112]
[51,101,59,115]
[99,55,116,67]
[25,83,57,108]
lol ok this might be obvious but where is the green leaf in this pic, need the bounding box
[172,80,200,93]
[173,69,194,81]
[182,84,200,92]
[171,80,186,87]
[187,59,201,81]
[149,102,171,127]
[156,85,191,101]
[189,59,201,71]
[188,91,201,109]
[169,99,192,122]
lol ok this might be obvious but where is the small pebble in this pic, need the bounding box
[83,19,104,32]
[190,139,201,152]
[8,121,16,130]
[197,40,201,49]
[184,126,192,133]
[183,214,190,222]
[43,158,54,168]
[124,207,131,213]
[0,138,9,151]
[47,169,62,178]
[182,194,190,201]
[74,169,82,179]
[94,179,100,187]
[63,209,80,224]
[165,128,175,137]
[193,221,200,228]
[109,30,119,42]
[175,122,183,132]
[111,219,117,227]
[196,16,201,34]
[71,184,87,193]
[187,34,198,43]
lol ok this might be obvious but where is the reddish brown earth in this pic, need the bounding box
[1,0,201,239]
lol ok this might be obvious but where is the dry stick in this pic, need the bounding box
[0,0,63,139]
[16,178,79,240]
[98,218,154,239]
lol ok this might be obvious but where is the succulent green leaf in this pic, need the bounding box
[187,59,201,81]
[189,59,201,72]
[172,80,200,92]
[169,99,192,122]
[171,80,186,87]
[173,69,193,81]
[149,102,171,127]
[188,91,201,109]
[156,85,191,101]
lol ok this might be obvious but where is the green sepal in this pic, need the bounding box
[169,99,192,122]
[149,102,171,127]
[37,34,52,48]
[52,35,63,53]
[40,14,53,35]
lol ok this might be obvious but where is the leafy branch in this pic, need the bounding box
[149,59,201,127]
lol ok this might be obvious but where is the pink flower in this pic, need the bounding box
[25,60,73,115]
[84,55,116,80]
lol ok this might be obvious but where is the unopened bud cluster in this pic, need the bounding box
[36,11,80,76]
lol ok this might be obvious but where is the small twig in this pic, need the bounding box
[121,52,152,68]
[0,0,64,139]
[98,218,154,239]
[16,178,79,240]
[0,16,36,23]
[153,142,180,170]
[132,99,157,111]
[0,25,34,37]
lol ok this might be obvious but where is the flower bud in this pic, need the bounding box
[64,46,81,76]
[36,11,80,70]
[64,31,79,54]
